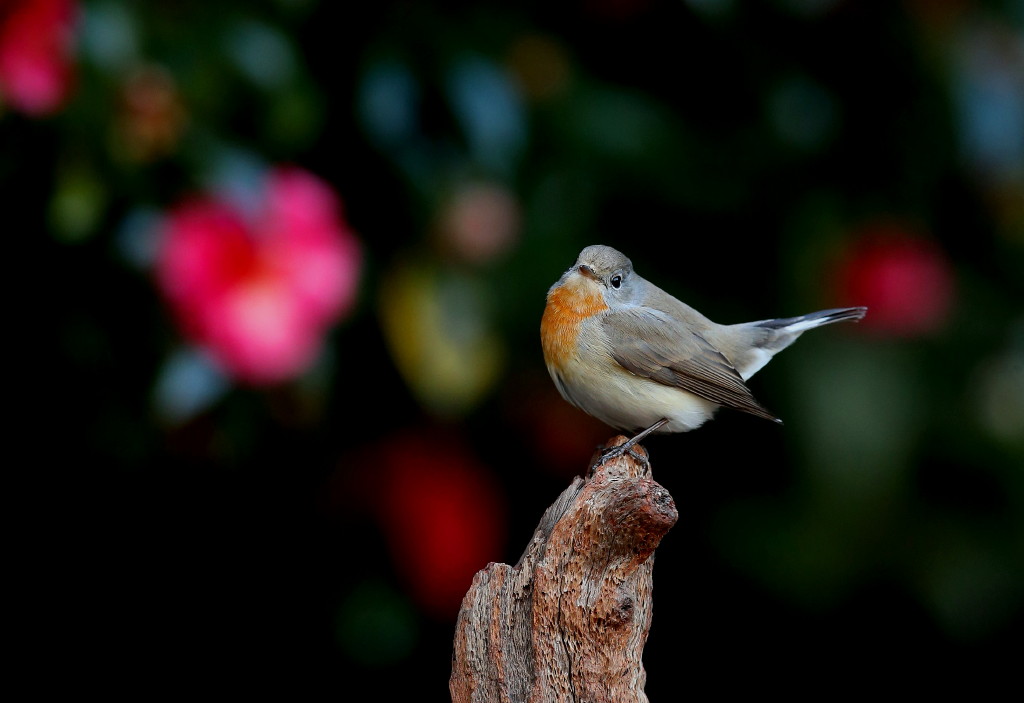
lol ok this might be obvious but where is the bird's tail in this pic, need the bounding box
[729,306,866,382]
[755,306,867,334]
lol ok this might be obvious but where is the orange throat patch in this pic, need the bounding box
[541,278,607,368]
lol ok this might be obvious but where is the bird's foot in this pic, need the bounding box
[590,442,649,472]
[588,418,669,473]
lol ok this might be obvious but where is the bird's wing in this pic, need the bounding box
[601,307,781,422]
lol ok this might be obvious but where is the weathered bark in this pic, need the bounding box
[450,436,677,703]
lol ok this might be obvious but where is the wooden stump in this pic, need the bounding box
[450,436,678,703]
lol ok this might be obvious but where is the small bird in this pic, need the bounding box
[540,245,866,459]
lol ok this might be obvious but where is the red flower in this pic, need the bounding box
[155,167,361,384]
[834,221,954,337]
[0,0,78,116]
[375,433,506,619]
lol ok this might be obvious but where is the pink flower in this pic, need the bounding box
[155,167,361,384]
[0,0,78,116]
[834,221,955,337]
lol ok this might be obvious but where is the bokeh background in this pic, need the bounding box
[15,0,1022,696]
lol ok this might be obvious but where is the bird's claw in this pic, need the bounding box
[589,441,650,473]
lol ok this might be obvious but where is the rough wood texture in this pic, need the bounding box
[450,436,678,703]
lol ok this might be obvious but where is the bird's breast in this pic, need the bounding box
[541,280,608,369]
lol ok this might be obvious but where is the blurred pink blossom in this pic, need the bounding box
[156,167,361,384]
[0,0,78,116]
[834,221,954,337]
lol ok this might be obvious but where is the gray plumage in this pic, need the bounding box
[551,245,866,432]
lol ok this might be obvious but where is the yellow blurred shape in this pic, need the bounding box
[49,162,106,242]
[505,34,572,102]
[379,260,504,418]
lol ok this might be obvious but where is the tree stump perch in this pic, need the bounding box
[450,436,678,703]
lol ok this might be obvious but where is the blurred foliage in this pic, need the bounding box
[14,0,1023,697]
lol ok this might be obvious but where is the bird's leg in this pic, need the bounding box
[593,418,669,469]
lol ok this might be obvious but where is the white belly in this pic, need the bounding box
[549,357,719,434]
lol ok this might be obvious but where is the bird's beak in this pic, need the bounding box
[577,264,598,281]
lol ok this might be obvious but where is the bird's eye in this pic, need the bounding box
[610,275,622,289]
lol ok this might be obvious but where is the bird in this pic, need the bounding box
[540,244,866,461]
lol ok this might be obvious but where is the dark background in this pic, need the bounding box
[15,0,1023,697]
